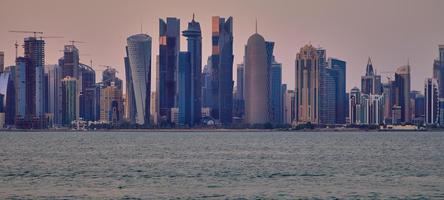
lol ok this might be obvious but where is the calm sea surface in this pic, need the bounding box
[0,131,443,199]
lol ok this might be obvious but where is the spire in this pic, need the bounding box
[140,23,143,34]
[366,57,374,76]
[192,13,195,22]
[255,18,258,33]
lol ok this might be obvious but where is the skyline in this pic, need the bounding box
[1,0,444,91]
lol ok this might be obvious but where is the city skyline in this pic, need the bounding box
[1,0,444,92]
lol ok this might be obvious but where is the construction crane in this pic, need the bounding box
[9,30,43,37]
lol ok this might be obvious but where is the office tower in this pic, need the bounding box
[177,52,191,125]
[61,76,77,125]
[46,65,62,125]
[270,56,283,124]
[124,49,136,124]
[329,58,347,124]
[233,63,245,119]
[210,16,234,124]
[100,82,123,125]
[202,56,212,107]
[361,58,382,95]
[413,93,425,124]
[244,27,270,124]
[394,65,411,123]
[0,51,4,73]
[317,48,337,125]
[15,57,27,124]
[158,17,180,123]
[433,45,444,98]
[0,69,15,125]
[349,87,361,124]
[126,34,152,126]
[425,78,439,125]
[79,63,96,121]
[182,15,202,126]
[24,37,45,124]
[295,44,319,124]
[283,89,295,125]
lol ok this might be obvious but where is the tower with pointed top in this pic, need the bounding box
[361,57,382,95]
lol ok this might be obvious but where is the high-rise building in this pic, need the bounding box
[295,44,319,124]
[317,48,336,125]
[349,87,361,124]
[270,56,283,124]
[102,67,122,90]
[150,91,158,125]
[177,52,191,126]
[328,58,347,124]
[61,76,77,125]
[0,69,15,125]
[361,58,382,95]
[394,65,411,123]
[210,16,234,124]
[126,34,152,126]
[124,48,136,124]
[233,63,245,119]
[79,63,96,121]
[46,64,62,125]
[158,17,180,123]
[244,29,270,124]
[181,15,202,126]
[202,57,212,108]
[425,78,439,125]
[283,89,295,125]
[433,45,444,98]
[100,82,123,125]
[60,45,79,79]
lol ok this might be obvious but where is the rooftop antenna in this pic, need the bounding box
[255,18,258,33]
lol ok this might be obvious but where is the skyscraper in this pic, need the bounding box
[329,58,347,124]
[61,76,77,125]
[433,45,444,98]
[24,37,45,121]
[394,64,411,123]
[79,63,96,121]
[124,49,136,124]
[100,82,123,125]
[158,17,180,123]
[244,29,269,124]
[46,64,62,125]
[182,14,202,126]
[126,34,152,126]
[177,52,191,126]
[283,89,295,125]
[270,56,283,124]
[425,78,439,125]
[210,16,234,124]
[361,58,382,95]
[233,63,245,119]
[201,56,212,108]
[0,68,15,125]
[295,44,319,124]
[349,87,361,124]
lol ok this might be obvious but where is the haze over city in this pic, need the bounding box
[1,0,444,91]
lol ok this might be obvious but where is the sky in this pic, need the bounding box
[1,0,444,92]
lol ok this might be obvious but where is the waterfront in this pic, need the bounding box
[1,131,443,199]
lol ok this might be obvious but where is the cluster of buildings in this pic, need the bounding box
[0,16,443,129]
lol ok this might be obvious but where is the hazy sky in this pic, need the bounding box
[1,0,444,92]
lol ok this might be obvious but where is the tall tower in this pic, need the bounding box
[210,16,234,124]
[126,34,152,126]
[24,37,45,119]
[244,30,269,124]
[158,17,180,123]
[182,14,202,126]
[394,64,411,123]
[425,78,439,125]
[295,44,319,124]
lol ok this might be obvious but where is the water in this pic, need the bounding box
[0,131,443,199]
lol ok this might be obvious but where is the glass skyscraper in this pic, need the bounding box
[126,34,152,126]
[158,17,180,124]
[210,16,234,125]
[182,15,202,126]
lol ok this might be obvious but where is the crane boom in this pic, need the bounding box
[9,30,44,37]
